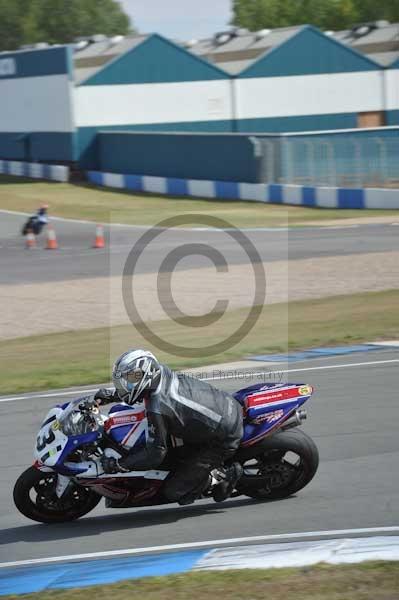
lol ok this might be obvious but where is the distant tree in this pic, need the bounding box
[232,0,399,31]
[0,0,132,51]
[0,0,24,50]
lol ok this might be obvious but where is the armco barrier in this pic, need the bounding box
[87,171,399,210]
[0,160,69,183]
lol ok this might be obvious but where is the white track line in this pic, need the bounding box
[1,527,398,569]
[0,357,398,404]
[2,209,392,233]
[0,209,288,232]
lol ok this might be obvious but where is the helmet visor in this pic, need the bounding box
[119,367,144,394]
[126,368,144,384]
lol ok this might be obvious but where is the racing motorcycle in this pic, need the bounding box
[13,382,319,523]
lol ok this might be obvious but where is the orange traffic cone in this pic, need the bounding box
[25,230,36,249]
[45,226,58,250]
[93,224,105,249]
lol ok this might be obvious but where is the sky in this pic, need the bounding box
[120,0,233,41]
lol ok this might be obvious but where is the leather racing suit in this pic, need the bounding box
[98,364,243,503]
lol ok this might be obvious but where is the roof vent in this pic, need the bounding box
[255,28,271,40]
[184,39,198,48]
[33,42,49,49]
[75,40,89,51]
[109,35,125,46]
[351,25,371,37]
[214,31,235,45]
[351,22,378,37]
[90,34,107,43]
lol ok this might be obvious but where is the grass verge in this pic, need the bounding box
[0,289,398,394]
[0,176,397,228]
[3,562,399,600]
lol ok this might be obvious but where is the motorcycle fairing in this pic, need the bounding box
[106,404,147,450]
[234,382,313,446]
[34,399,103,475]
[33,406,67,467]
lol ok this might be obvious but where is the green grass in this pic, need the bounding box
[0,176,397,228]
[3,562,399,600]
[1,289,398,394]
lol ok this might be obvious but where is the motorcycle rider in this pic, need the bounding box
[91,349,244,505]
[22,204,49,236]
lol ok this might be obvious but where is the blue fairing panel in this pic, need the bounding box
[236,383,314,446]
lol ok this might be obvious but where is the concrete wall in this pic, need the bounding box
[95,127,399,186]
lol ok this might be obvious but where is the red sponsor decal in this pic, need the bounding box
[246,387,303,407]
[105,411,145,432]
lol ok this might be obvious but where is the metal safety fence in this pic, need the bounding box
[257,131,399,188]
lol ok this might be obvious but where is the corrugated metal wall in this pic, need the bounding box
[0,47,76,162]
[234,27,384,133]
[75,35,233,168]
[97,132,262,182]
[386,63,399,126]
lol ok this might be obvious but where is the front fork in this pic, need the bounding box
[33,460,75,499]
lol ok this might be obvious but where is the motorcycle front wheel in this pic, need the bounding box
[13,467,101,523]
[237,429,319,500]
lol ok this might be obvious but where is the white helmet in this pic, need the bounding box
[112,349,161,405]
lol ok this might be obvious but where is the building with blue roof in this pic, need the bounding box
[0,45,75,163]
[74,33,233,168]
[0,22,397,170]
[194,25,387,132]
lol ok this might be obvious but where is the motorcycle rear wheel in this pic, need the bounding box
[237,429,319,500]
[13,467,101,523]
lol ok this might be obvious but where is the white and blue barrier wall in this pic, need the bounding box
[0,160,69,183]
[87,171,399,210]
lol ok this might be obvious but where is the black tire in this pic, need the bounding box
[13,467,102,524]
[237,429,319,500]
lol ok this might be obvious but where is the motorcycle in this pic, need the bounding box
[21,215,46,236]
[13,382,319,523]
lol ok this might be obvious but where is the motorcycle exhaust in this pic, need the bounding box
[281,409,307,430]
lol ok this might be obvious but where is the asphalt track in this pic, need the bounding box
[1,349,398,564]
[1,211,399,284]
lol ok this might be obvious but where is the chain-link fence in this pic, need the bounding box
[258,132,399,188]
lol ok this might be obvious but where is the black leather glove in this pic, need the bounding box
[94,388,116,405]
[78,396,99,412]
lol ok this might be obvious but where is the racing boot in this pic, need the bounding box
[177,474,212,505]
[212,462,243,503]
